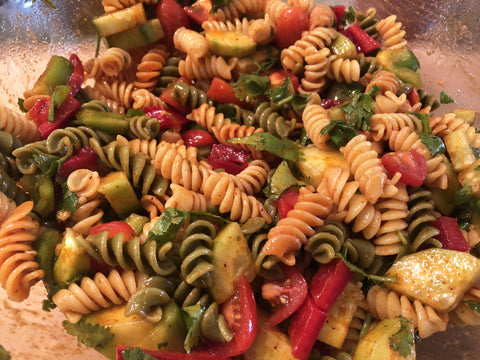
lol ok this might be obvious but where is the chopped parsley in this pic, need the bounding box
[416,133,446,157]
[63,317,113,349]
[464,300,480,313]
[389,316,414,357]
[229,133,302,161]
[440,91,455,104]
[321,119,358,149]
[338,92,375,132]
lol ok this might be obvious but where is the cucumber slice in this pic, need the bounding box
[93,3,147,38]
[206,31,257,57]
[105,19,164,50]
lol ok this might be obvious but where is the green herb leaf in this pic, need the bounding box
[48,85,71,122]
[42,299,57,312]
[215,104,238,123]
[321,119,358,149]
[32,149,67,177]
[464,300,480,313]
[229,132,302,161]
[389,316,414,357]
[232,74,270,102]
[264,160,305,199]
[56,178,78,214]
[291,93,311,113]
[339,92,375,131]
[341,5,357,26]
[121,347,157,360]
[146,208,189,245]
[253,46,279,75]
[335,250,397,284]
[416,133,446,156]
[454,185,472,205]
[0,345,11,360]
[182,304,205,353]
[265,77,293,104]
[63,317,114,349]
[440,91,455,104]
[472,146,480,160]
[410,112,431,134]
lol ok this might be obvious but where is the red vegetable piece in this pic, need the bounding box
[183,3,210,25]
[407,87,420,106]
[275,189,299,219]
[156,0,191,45]
[333,5,346,30]
[343,22,382,54]
[309,258,353,312]
[56,146,99,179]
[431,216,470,252]
[159,86,190,115]
[27,96,51,127]
[207,144,251,175]
[321,98,343,109]
[263,264,308,326]
[89,221,136,242]
[182,129,215,147]
[201,275,257,357]
[381,148,427,187]
[274,7,309,49]
[116,345,231,360]
[38,94,81,137]
[67,53,84,97]
[288,293,327,360]
[144,106,190,132]
[207,77,244,106]
[268,69,299,93]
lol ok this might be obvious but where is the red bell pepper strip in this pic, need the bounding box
[67,53,84,97]
[431,216,470,252]
[55,146,99,179]
[343,22,382,54]
[200,275,257,357]
[333,5,346,30]
[144,106,190,132]
[182,129,215,147]
[309,258,354,312]
[89,221,136,242]
[37,94,81,137]
[275,189,299,220]
[288,293,328,360]
[116,345,231,360]
[28,96,51,127]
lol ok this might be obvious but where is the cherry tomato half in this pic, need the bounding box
[381,148,427,187]
[275,189,299,219]
[156,0,191,45]
[274,7,309,49]
[89,221,136,242]
[182,129,215,147]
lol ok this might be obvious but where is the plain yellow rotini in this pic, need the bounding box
[326,54,361,84]
[301,101,332,150]
[247,15,275,44]
[429,113,480,147]
[133,46,169,89]
[212,0,264,22]
[100,47,133,78]
[211,123,264,158]
[287,0,314,15]
[90,79,135,109]
[83,85,127,113]
[179,54,238,81]
[365,70,400,95]
[0,104,40,143]
[0,201,42,302]
[372,91,420,114]
[165,184,212,212]
[203,17,250,34]
[263,185,332,266]
[370,112,423,141]
[140,194,167,219]
[367,285,448,339]
[376,14,407,50]
[132,88,167,109]
[174,27,210,62]
[299,46,331,94]
[187,103,232,133]
[52,269,146,323]
[308,4,335,29]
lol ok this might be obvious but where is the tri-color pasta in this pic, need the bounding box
[1,2,480,360]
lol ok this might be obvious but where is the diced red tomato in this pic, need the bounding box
[183,0,211,25]
[268,69,299,93]
[55,146,99,179]
[288,293,327,360]
[343,22,382,54]
[89,221,136,242]
[407,87,420,106]
[262,264,308,326]
[274,7,309,49]
[333,5,346,30]
[156,0,191,45]
[67,53,84,97]
[431,216,470,252]
[207,77,244,106]
[182,129,215,147]
[144,106,190,132]
[116,345,231,360]
[309,258,353,312]
[381,148,427,187]
[207,144,251,175]
[201,275,257,357]
[159,86,190,115]
[275,189,299,219]
[321,98,343,109]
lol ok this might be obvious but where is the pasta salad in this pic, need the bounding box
[1,1,480,359]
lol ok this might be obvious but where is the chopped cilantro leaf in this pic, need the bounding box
[32,149,67,177]
[472,146,480,160]
[335,250,397,284]
[253,46,279,75]
[232,74,270,102]
[465,300,480,313]
[389,316,414,357]
[56,178,78,214]
[440,91,455,104]
[341,5,357,26]
[264,160,305,199]
[121,347,157,360]
[416,132,446,157]
[229,133,302,161]
[338,92,375,131]
[63,317,114,349]
[321,119,358,149]
[0,345,10,360]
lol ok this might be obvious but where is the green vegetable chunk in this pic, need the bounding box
[105,19,165,50]
[92,3,147,38]
[29,55,73,97]
[98,171,140,218]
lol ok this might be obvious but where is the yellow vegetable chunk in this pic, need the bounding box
[206,31,257,57]
[386,248,480,312]
[458,159,480,198]
[444,129,476,172]
[296,145,349,188]
[318,281,365,349]
[452,108,477,125]
[353,317,415,360]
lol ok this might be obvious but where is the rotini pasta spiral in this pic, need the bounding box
[247,15,275,44]
[46,126,106,157]
[308,4,335,29]
[302,101,332,150]
[174,27,210,62]
[99,47,133,78]
[134,46,169,90]
[126,114,161,140]
[304,221,348,264]
[340,134,399,204]
[356,7,379,39]
[249,101,297,139]
[365,71,400,95]
[264,0,288,25]
[131,88,167,109]
[83,85,127,114]
[169,81,214,112]
[173,280,209,308]
[263,185,332,265]
[450,287,480,327]
[213,0,264,22]
[406,187,442,252]
[370,112,422,142]
[53,269,146,323]
[0,166,28,204]
[188,103,232,133]
[179,220,216,288]
[287,0,314,15]
[156,56,181,92]
[372,92,419,114]
[92,79,135,108]
[202,17,250,34]
[367,285,448,339]
[165,184,212,212]
[327,55,361,84]
[80,231,179,276]
[0,201,42,302]
[376,14,407,50]
[211,123,264,158]
[0,103,40,143]
[179,55,238,81]
[299,46,331,94]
